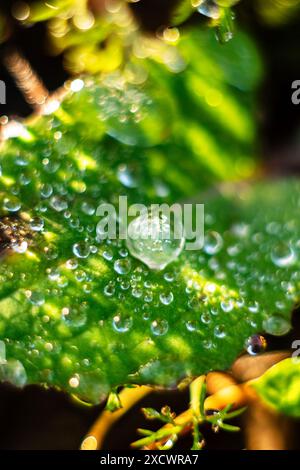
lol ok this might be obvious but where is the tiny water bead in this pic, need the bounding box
[25,290,45,306]
[112,314,133,333]
[220,299,234,313]
[104,282,115,297]
[245,334,267,356]
[29,217,44,232]
[117,164,139,188]
[214,324,226,338]
[0,359,27,387]
[114,258,131,275]
[203,231,223,255]
[151,319,169,336]
[50,195,68,212]
[62,307,87,329]
[159,291,174,305]
[126,211,185,271]
[3,196,21,212]
[271,242,296,268]
[73,241,91,258]
[69,375,80,388]
[12,240,28,254]
[66,258,79,270]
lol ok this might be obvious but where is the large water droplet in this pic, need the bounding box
[104,282,115,297]
[126,211,185,270]
[263,315,291,336]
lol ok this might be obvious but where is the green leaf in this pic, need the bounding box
[28,0,75,22]
[253,359,300,418]
[171,0,195,26]
[0,29,295,405]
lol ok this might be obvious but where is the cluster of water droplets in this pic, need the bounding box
[0,78,299,397]
[194,0,235,43]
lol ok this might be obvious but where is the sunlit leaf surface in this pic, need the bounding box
[1,29,297,404]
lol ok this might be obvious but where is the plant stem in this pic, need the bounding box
[81,385,153,450]
[190,375,206,419]
[141,372,256,450]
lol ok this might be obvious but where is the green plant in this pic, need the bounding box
[0,0,300,451]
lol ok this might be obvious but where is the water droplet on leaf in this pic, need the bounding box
[263,315,291,336]
[127,211,185,270]
[245,334,267,355]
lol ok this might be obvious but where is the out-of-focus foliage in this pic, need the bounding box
[253,359,300,417]
[255,0,300,26]
[3,0,242,74]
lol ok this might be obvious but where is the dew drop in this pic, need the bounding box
[29,217,44,232]
[185,320,197,332]
[40,183,53,198]
[214,324,226,338]
[263,315,291,336]
[117,164,138,188]
[3,196,21,212]
[26,290,45,306]
[197,0,220,19]
[104,282,115,297]
[245,334,267,355]
[62,307,87,328]
[164,272,175,282]
[50,195,68,212]
[112,313,133,333]
[126,211,185,270]
[73,241,91,259]
[151,319,169,336]
[0,359,27,387]
[220,299,234,313]
[201,312,211,324]
[69,375,80,388]
[271,242,296,268]
[66,258,78,270]
[159,291,174,305]
[114,258,131,275]
[102,249,113,261]
[204,231,223,255]
[44,245,58,260]
[81,201,95,216]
